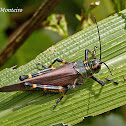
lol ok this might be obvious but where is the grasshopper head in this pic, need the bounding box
[91,58,113,76]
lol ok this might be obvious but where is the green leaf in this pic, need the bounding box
[0,9,126,126]
[113,0,126,12]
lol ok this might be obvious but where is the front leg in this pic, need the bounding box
[91,76,118,86]
[85,46,98,60]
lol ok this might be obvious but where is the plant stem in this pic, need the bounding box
[0,0,61,68]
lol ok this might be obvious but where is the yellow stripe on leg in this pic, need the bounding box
[28,74,32,79]
[30,84,37,89]
[33,84,37,88]
[43,85,47,91]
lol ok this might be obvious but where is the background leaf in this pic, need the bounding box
[0,9,126,126]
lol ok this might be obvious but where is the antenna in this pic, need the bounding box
[101,62,113,76]
[94,16,101,60]
[94,17,113,77]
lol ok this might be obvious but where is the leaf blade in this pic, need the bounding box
[0,10,126,126]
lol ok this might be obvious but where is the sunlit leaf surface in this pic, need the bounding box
[0,10,126,126]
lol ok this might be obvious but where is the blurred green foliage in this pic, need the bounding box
[43,14,68,38]
[0,0,126,125]
[75,113,126,126]
[2,0,125,70]
[0,1,9,51]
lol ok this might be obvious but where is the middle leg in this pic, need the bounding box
[48,58,69,68]
[53,79,82,108]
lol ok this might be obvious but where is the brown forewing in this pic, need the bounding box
[25,63,79,86]
[0,63,79,92]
